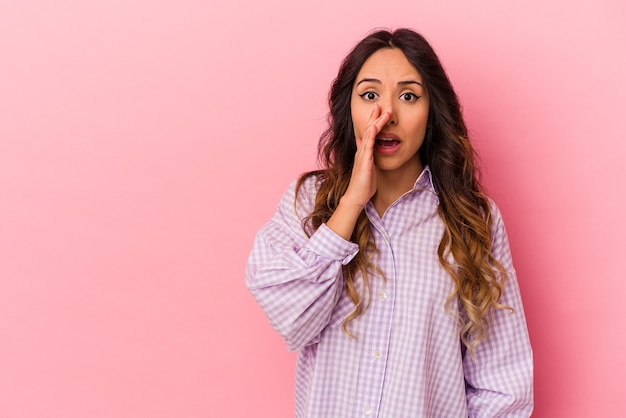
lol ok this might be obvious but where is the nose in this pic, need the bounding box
[380,97,398,126]
[387,111,398,126]
[385,106,398,126]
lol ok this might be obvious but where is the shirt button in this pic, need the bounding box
[379,291,388,300]
[364,406,372,415]
[373,351,381,358]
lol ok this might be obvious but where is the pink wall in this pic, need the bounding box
[1,0,624,416]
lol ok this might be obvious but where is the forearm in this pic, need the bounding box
[246,223,359,351]
[326,196,364,241]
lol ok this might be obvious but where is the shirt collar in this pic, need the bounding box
[412,165,437,195]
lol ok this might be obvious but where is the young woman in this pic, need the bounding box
[246,28,533,417]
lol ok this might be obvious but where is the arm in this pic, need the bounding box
[464,205,534,417]
[246,105,392,352]
[246,178,359,352]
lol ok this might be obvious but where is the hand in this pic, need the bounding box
[342,104,393,210]
[326,104,392,240]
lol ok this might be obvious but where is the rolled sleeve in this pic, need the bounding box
[303,223,359,266]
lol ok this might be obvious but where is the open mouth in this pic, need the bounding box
[375,139,400,148]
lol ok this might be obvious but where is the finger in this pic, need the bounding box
[356,126,376,163]
[360,107,393,153]
[371,106,393,133]
[355,136,363,150]
[357,105,385,153]
[367,103,382,127]
[363,107,390,146]
[362,124,378,147]
[362,105,383,140]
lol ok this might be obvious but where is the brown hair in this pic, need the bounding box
[296,28,510,353]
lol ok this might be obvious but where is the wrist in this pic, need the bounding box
[327,197,364,241]
[338,194,367,214]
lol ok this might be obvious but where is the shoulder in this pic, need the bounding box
[274,172,322,223]
[251,173,324,248]
[487,197,504,225]
[485,197,515,269]
[292,172,322,202]
[486,197,507,237]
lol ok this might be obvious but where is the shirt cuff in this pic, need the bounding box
[305,223,360,265]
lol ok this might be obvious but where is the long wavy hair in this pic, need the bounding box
[296,28,510,353]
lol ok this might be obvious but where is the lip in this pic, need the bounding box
[375,132,401,154]
[376,132,400,141]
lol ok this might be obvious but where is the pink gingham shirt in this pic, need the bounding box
[246,167,533,417]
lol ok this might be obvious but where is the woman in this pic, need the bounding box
[246,28,533,417]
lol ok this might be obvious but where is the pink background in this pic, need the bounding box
[1,0,624,416]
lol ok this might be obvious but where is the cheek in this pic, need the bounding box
[352,117,363,138]
[408,110,429,136]
[349,108,360,138]
[350,105,369,139]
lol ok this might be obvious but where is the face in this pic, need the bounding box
[351,48,429,178]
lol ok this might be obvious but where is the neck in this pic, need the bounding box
[373,161,424,217]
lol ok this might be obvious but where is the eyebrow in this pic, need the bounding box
[356,78,423,87]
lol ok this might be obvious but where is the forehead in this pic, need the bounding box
[355,48,422,82]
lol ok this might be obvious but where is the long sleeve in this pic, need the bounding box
[464,204,534,417]
[245,178,359,352]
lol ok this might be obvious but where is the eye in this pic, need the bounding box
[358,91,378,101]
[400,92,420,102]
